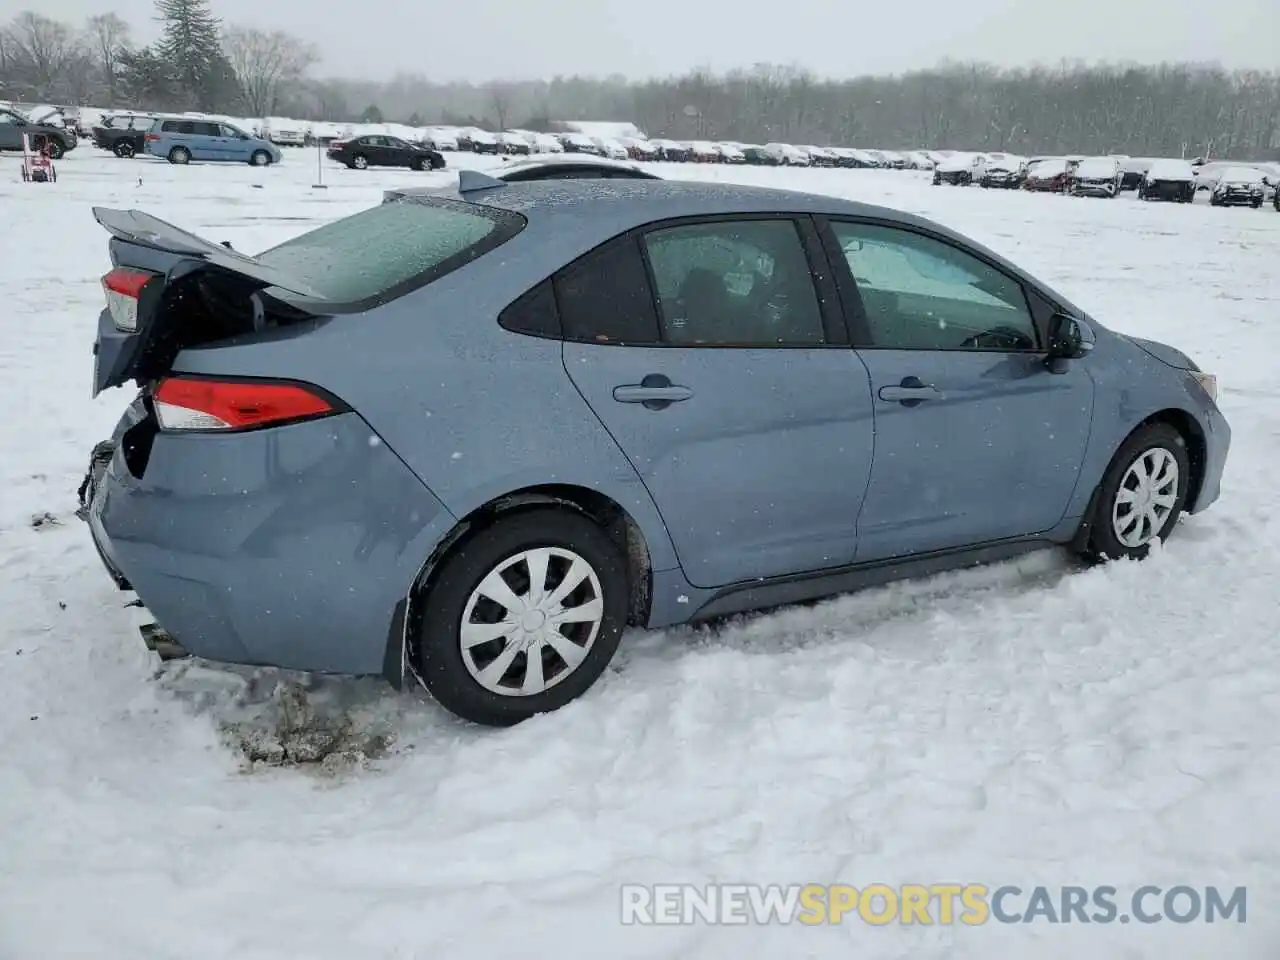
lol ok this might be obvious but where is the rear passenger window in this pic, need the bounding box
[554,237,660,344]
[641,219,825,345]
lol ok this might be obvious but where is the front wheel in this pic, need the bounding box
[415,508,629,726]
[250,150,270,166]
[1081,423,1190,562]
[45,138,65,160]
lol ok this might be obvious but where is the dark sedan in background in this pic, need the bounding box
[327,134,445,171]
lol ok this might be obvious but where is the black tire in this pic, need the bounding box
[168,146,190,165]
[45,138,65,160]
[412,156,429,171]
[1081,422,1191,563]
[415,508,629,726]
[351,154,368,170]
[114,140,136,159]
[250,150,270,166]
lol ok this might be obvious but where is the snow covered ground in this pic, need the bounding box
[2,149,1279,959]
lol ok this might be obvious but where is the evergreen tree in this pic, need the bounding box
[153,0,225,110]
[359,104,383,123]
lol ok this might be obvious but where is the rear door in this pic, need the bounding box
[560,215,875,589]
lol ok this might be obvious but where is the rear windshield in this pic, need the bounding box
[254,197,524,308]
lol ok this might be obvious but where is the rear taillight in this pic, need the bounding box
[101,267,157,332]
[153,377,341,432]
[144,133,160,141]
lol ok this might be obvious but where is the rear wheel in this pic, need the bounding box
[168,146,190,165]
[114,140,135,158]
[414,508,629,726]
[351,154,368,170]
[1081,423,1190,562]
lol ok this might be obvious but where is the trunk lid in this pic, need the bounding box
[91,207,325,396]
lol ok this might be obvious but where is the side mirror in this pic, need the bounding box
[1047,313,1095,362]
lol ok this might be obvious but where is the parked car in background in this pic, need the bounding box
[978,156,1025,189]
[143,118,279,166]
[1070,157,1123,197]
[422,128,460,151]
[327,134,444,170]
[92,113,164,158]
[619,137,659,161]
[79,177,1229,727]
[496,132,532,155]
[713,143,747,164]
[762,142,811,166]
[558,133,602,155]
[383,158,660,202]
[1209,167,1266,207]
[1023,158,1072,193]
[743,146,780,165]
[1120,158,1154,191]
[0,106,76,158]
[592,137,630,160]
[1138,159,1196,203]
[933,153,981,185]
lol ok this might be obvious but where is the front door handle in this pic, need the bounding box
[878,376,943,406]
[613,374,693,410]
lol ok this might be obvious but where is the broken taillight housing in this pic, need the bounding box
[101,267,156,333]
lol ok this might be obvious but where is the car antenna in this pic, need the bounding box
[456,170,505,193]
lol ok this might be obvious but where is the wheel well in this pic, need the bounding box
[402,485,654,679]
[1138,408,1207,510]
[1070,407,1208,553]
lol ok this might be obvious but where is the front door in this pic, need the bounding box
[560,217,876,589]
[822,218,1095,561]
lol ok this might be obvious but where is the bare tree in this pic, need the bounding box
[222,25,317,116]
[7,11,79,93]
[487,81,516,131]
[85,13,130,103]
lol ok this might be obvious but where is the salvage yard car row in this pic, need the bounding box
[934,151,1280,209]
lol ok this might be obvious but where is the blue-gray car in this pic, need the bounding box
[78,175,1230,726]
[143,117,281,166]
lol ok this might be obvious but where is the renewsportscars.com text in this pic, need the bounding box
[620,883,1247,926]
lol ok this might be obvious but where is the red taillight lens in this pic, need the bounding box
[153,377,339,431]
[101,267,157,332]
[144,133,160,141]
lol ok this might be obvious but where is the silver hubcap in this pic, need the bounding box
[1111,447,1179,548]
[460,547,604,697]
[354,157,366,168]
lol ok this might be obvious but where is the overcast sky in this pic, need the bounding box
[19,0,1280,82]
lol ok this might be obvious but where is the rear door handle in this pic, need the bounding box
[878,376,943,405]
[613,374,693,409]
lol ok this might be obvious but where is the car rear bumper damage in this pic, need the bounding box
[81,408,456,681]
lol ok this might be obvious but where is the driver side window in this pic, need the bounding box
[830,221,1038,351]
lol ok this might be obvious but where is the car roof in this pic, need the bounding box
[390,177,1084,319]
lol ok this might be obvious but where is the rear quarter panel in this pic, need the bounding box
[167,224,683,573]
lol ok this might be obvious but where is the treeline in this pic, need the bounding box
[2,2,1277,160]
[0,0,316,117]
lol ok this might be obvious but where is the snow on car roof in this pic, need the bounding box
[1218,166,1265,183]
[1027,158,1069,177]
[1145,159,1195,181]
[1074,157,1120,178]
